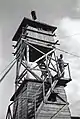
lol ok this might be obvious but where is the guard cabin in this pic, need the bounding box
[6,17,72,119]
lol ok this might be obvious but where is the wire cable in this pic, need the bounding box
[0,53,20,77]
[0,55,20,83]
[55,47,80,58]
[0,32,80,80]
[58,32,80,39]
[0,58,16,76]
[0,61,16,83]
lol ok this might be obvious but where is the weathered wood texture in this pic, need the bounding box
[13,83,28,119]
[36,86,71,119]
[11,17,72,119]
[13,81,71,119]
[13,81,42,119]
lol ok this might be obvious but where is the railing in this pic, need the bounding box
[6,63,71,119]
[58,62,71,80]
[6,44,72,119]
[67,63,71,79]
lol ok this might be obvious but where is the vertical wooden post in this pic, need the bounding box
[26,98,28,119]
[42,75,45,101]
[68,63,71,79]
[46,54,52,85]
[34,97,36,119]
[15,59,19,90]
[54,51,60,77]
[15,38,22,90]
[17,98,19,119]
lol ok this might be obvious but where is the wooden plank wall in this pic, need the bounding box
[13,81,41,119]
[37,86,71,119]
[13,83,28,119]
[13,82,71,119]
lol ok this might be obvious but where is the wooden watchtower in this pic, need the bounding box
[6,17,72,119]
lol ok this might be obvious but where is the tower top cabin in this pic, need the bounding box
[12,17,57,62]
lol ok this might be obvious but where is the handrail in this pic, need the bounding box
[6,52,71,119]
[67,63,71,79]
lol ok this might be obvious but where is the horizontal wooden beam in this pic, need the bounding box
[45,101,66,105]
[22,35,57,45]
[23,27,55,36]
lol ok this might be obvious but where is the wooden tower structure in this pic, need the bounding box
[6,17,72,119]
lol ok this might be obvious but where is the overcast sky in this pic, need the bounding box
[0,0,80,118]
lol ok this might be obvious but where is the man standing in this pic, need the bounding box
[58,54,66,77]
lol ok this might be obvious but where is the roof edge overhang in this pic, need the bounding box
[12,17,57,41]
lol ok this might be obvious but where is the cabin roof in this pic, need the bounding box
[12,17,57,41]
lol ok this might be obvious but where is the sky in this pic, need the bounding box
[0,0,80,118]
